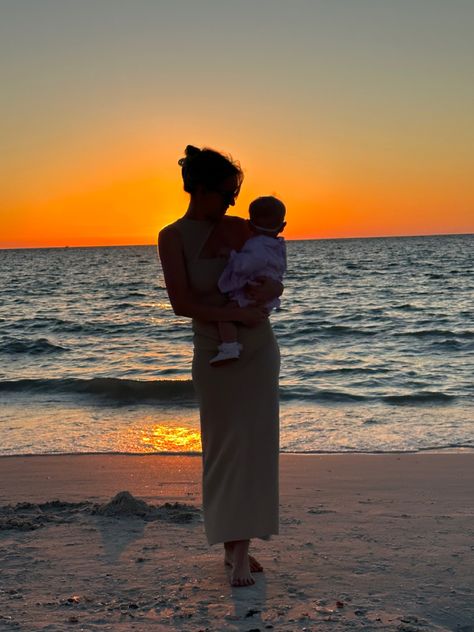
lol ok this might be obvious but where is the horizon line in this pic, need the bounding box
[0,231,472,251]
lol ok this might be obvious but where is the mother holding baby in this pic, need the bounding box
[158,145,284,587]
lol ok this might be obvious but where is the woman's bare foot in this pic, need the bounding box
[224,545,264,572]
[223,540,256,586]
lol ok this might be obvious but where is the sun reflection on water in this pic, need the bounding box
[139,424,202,452]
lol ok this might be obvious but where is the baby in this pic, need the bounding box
[210,196,287,366]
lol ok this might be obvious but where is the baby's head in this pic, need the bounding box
[249,196,286,236]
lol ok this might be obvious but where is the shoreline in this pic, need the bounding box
[1,445,473,459]
[1,452,473,630]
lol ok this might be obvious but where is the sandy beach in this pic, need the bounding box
[0,452,473,631]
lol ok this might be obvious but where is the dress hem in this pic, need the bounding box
[207,530,279,547]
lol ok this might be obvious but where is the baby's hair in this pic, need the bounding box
[178,145,243,194]
[249,196,286,227]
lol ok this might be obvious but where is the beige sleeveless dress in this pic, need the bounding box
[173,217,280,546]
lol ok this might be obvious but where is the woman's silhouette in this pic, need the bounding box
[158,146,281,586]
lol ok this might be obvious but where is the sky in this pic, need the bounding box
[1,0,473,248]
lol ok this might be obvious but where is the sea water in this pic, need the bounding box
[0,234,473,455]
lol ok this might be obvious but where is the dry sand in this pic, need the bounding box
[0,452,473,631]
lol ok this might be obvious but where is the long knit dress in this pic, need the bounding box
[173,217,280,546]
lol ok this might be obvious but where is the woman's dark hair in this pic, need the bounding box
[178,145,243,194]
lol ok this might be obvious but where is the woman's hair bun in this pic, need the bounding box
[177,145,243,194]
[185,145,201,157]
[178,145,201,166]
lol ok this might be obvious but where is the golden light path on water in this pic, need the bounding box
[139,424,202,453]
[114,417,202,454]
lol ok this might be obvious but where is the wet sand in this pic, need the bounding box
[0,452,473,631]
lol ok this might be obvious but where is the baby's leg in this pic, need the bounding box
[217,320,238,344]
[210,302,242,367]
[217,300,240,343]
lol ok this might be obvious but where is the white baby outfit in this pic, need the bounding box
[218,234,286,310]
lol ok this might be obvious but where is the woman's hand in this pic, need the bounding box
[245,276,284,305]
[236,306,268,327]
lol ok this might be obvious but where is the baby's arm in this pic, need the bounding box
[244,240,286,307]
[218,244,267,296]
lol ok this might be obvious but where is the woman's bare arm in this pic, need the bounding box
[158,225,267,326]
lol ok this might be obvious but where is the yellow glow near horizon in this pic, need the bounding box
[2,149,473,249]
[1,2,473,248]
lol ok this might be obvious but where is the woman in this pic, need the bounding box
[158,145,282,587]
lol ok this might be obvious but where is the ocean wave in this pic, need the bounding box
[0,337,69,355]
[430,339,466,351]
[280,388,368,403]
[288,366,389,380]
[0,377,196,404]
[50,319,148,336]
[6,318,128,336]
[319,325,378,337]
[112,302,144,310]
[0,378,460,407]
[395,329,473,339]
[395,303,424,311]
[283,388,458,406]
[382,392,456,406]
[0,378,336,405]
[278,324,379,342]
[118,291,149,298]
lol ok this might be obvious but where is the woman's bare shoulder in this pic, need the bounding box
[159,218,182,238]
[223,215,250,234]
[223,215,246,225]
[158,220,184,252]
[221,215,252,248]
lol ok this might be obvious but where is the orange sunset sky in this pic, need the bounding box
[1,0,473,249]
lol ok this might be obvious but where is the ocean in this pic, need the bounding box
[0,234,473,456]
